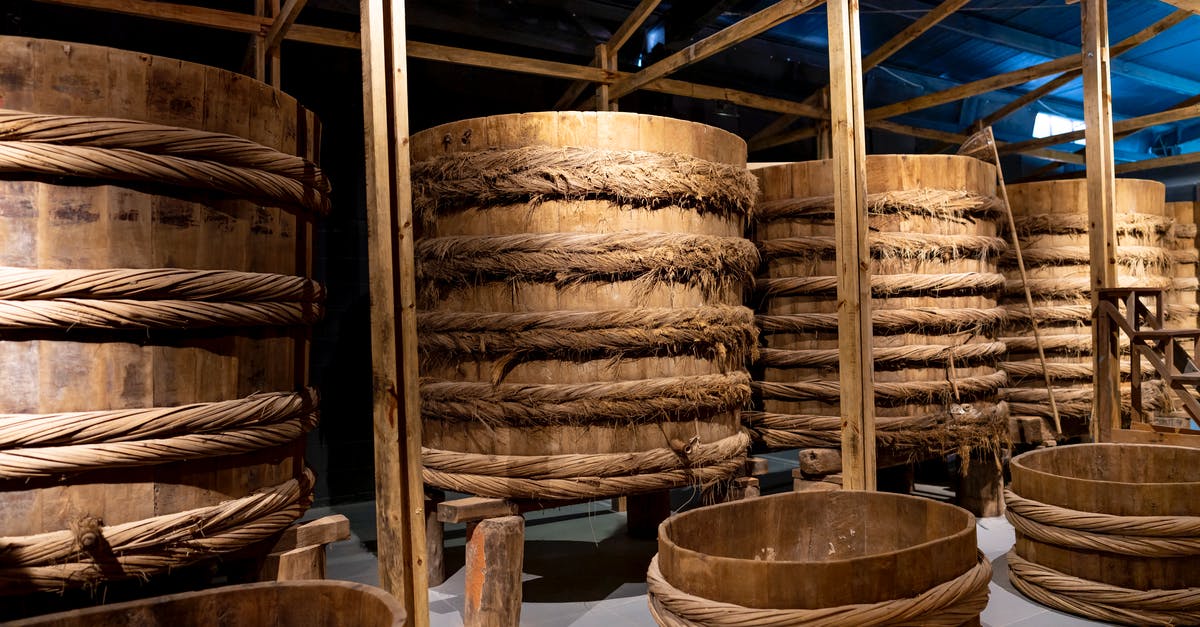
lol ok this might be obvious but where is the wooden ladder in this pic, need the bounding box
[1096,287,1200,446]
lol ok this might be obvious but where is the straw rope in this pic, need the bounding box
[1006,550,1200,626]
[0,140,328,214]
[421,373,750,426]
[1173,277,1199,292]
[1003,383,1166,418]
[0,109,327,191]
[760,272,1005,298]
[0,409,317,480]
[423,433,748,499]
[0,469,313,591]
[744,402,1008,451]
[417,232,758,291]
[423,432,749,480]
[1000,360,1155,382]
[413,145,757,220]
[1005,276,1173,298]
[645,552,991,627]
[0,267,323,301]
[756,188,1002,222]
[759,341,1006,369]
[1012,213,1172,236]
[0,389,316,449]
[0,299,320,329]
[1175,223,1198,239]
[419,306,757,370]
[1007,245,1173,269]
[1003,304,1091,326]
[757,307,1007,335]
[754,371,1007,405]
[1005,490,1200,555]
[1173,249,1200,265]
[760,233,1007,262]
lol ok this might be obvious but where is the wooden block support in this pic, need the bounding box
[956,456,1005,518]
[626,490,671,540]
[426,491,446,587]
[745,456,770,476]
[1018,416,1058,446]
[793,468,841,492]
[438,497,518,524]
[798,448,842,477]
[464,516,524,627]
[270,514,351,553]
[257,514,351,582]
[728,477,761,501]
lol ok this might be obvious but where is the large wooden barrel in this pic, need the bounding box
[1166,200,1199,329]
[1007,443,1200,624]
[411,112,756,500]
[0,37,324,593]
[1002,180,1168,439]
[647,491,990,625]
[7,581,404,626]
[748,155,1008,459]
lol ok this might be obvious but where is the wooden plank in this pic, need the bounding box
[746,456,771,476]
[1002,103,1200,155]
[1116,150,1200,174]
[437,497,519,524]
[269,0,281,88]
[611,0,824,99]
[408,41,609,82]
[1158,0,1200,14]
[360,0,429,621]
[264,0,307,52]
[643,75,824,117]
[827,0,875,491]
[749,125,818,151]
[871,120,1084,164]
[426,492,446,587]
[463,516,524,627]
[554,0,660,110]
[594,43,611,111]
[270,514,351,553]
[1082,0,1119,443]
[253,0,267,81]
[260,544,326,581]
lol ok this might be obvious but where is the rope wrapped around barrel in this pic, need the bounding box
[759,233,1007,263]
[0,108,328,214]
[1011,213,1172,238]
[1001,382,1167,421]
[412,145,758,225]
[0,468,314,592]
[755,188,1002,223]
[754,371,1007,407]
[757,307,1007,336]
[645,551,992,627]
[0,267,324,329]
[1005,488,1200,625]
[0,389,319,480]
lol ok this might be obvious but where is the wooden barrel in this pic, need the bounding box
[7,581,404,626]
[1166,201,1199,330]
[748,155,1008,458]
[0,37,324,592]
[1002,180,1168,439]
[1007,443,1200,624]
[411,112,756,500]
[647,491,989,624]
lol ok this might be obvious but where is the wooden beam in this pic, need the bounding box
[1115,150,1200,174]
[1001,103,1200,156]
[1082,0,1119,443]
[642,75,825,117]
[1159,0,1200,14]
[870,120,1085,164]
[749,125,818,151]
[264,0,308,52]
[554,0,661,111]
[359,0,429,621]
[611,0,825,99]
[827,0,875,491]
[408,41,610,82]
[975,71,1080,131]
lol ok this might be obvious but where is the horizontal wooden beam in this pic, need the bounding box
[611,0,824,99]
[1000,103,1200,155]
[408,41,609,82]
[1156,1,1200,16]
[263,0,307,52]
[608,0,662,55]
[870,120,1084,164]
[749,125,818,150]
[1115,150,1200,174]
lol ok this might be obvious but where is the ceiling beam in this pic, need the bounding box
[1157,0,1200,15]
[263,0,307,52]
[1000,103,1200,155]
[1116,150,1200,174]
[554,0,661,110]
[610,0,824,99]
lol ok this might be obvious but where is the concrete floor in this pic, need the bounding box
[311,452,1110,626]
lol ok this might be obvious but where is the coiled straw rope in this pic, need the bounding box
[0,469,314,592]
[760,233,1007,262]
[754,371,1007,405]
[757,307,1007,335]
[761,272,1006,298]
[0,109,328,213]
[744,402,1008,451]
[756,188,1002,222]
[1005,490,1200,557]
[759,341,1006,370]
[645,552,991,627]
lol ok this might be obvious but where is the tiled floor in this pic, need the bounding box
[312,452,1110,626]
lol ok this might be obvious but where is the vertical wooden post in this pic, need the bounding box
[253,0,267,82]
[816,90,832,159]
[1082,0,1119,443]
[269,0,282,88]
[463,516,525,627]
[827,0,876,490]
[360,0,430,623]
[594,43,611,112]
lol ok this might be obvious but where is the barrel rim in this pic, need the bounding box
[1011,442,1200,488]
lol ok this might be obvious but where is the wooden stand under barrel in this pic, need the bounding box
[0,36,326,603]
[410,112,763,622]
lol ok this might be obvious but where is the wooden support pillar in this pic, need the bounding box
[1083,0,1119,443]
[827,0,876,490]
[594,43,611,112]
[626,490,671,539]
[255,514,351,581]
[463,516,524,627]
[425,491,446,587]
[269,0,282,88]
[956,455,1005,518]
[360,0,430,622]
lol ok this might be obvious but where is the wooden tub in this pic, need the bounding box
[648,491,990,625]
[1007,443,1200,624]
[6,581,404,626]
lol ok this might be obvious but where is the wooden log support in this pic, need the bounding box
[256,514,352,581]
[956,456,1005,518]
[828,0,876,491]
[793,469,843,492]
[626,490,672,539]
[1082,0,1119,442]
[746,456,770,477]
[728,477,761,501]
[437,497,519,525]
[426,491,446,587]
[360,0,430,619]
[798,448,843,478]
[463,516,524,627]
